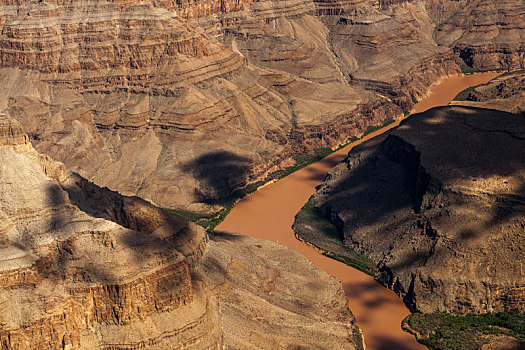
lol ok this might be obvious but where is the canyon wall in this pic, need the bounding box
[0,116,361,349]
[4,0,513,211]
[0,116,219,348]
[429,0,525,70]
[312,91,525,314]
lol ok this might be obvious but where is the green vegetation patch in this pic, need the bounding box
[275,147,334,178]
[164,207,231,231]
[404,310,525,350]
[293,197,377,276]
[460,65,506,75]
[165,116,400,231]
[363,118,396,137]
[453,85,478,101]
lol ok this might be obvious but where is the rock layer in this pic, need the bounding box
[0,0,524,211]
[0,0,491,211]
[452,69,525,114]
[0,117,219,348]
[430,0,525,70]
[0,117,361,349]
[313,104,525,314]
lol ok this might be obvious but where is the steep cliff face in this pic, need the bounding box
[0,0,297,212]
[0,116,220,348]
[0,116,362,349]
[322,1,456,94]
[0,0,523,212]
[313,105,525,314]
[0,114,186,348]
[429,0,525,70]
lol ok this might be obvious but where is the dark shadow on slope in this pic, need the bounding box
[319,105,525,237]
[8,182,117,285]
[180,151,253,205]
[208,230,245,242]
[52,172,201,291]
[60,172,196,249]
[47,183,67,231]
[314,105,525,313]
[0,171,204,335]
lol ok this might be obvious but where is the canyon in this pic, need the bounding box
[0,115,362,348]
[217,71,504,350]
[0,0,523,213]
[1,0,525,348]
[306,71,525,347]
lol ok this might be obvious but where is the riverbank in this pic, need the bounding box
[168,71,503,231]
[216,71,502,350]
[290,72,508,274]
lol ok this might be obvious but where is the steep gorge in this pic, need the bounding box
[0,115,362,349]
[2,0,522,211]
[1,1,525,348]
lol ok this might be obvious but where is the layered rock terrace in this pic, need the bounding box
[0,117,361,348]
[0,0,523,212]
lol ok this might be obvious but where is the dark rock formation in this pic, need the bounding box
[313,104,525,314]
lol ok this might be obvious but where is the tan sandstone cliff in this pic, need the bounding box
[0,116,362,349]
[0,0,497,212]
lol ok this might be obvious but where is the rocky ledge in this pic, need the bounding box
[313,104,525,315]
[452,69,525,115]
[0,117,362,349]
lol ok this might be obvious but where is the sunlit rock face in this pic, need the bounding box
[0,0,523,211]
[429,0,525,70]
[0,116,362,349]
[313,102,525,314]
[0,116,217,348]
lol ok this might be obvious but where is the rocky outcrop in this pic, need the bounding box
[452,70,525,114]
[0,116,362,349]
[429,0,525,70]
[0,114,28,147]
[0,0,523,213]
[195,231,363,349]
[313,105,525,314]
[0,117,219,348]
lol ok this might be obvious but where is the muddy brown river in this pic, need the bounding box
[217,72,502,349]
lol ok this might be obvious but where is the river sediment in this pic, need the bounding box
[217,71,502,350]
